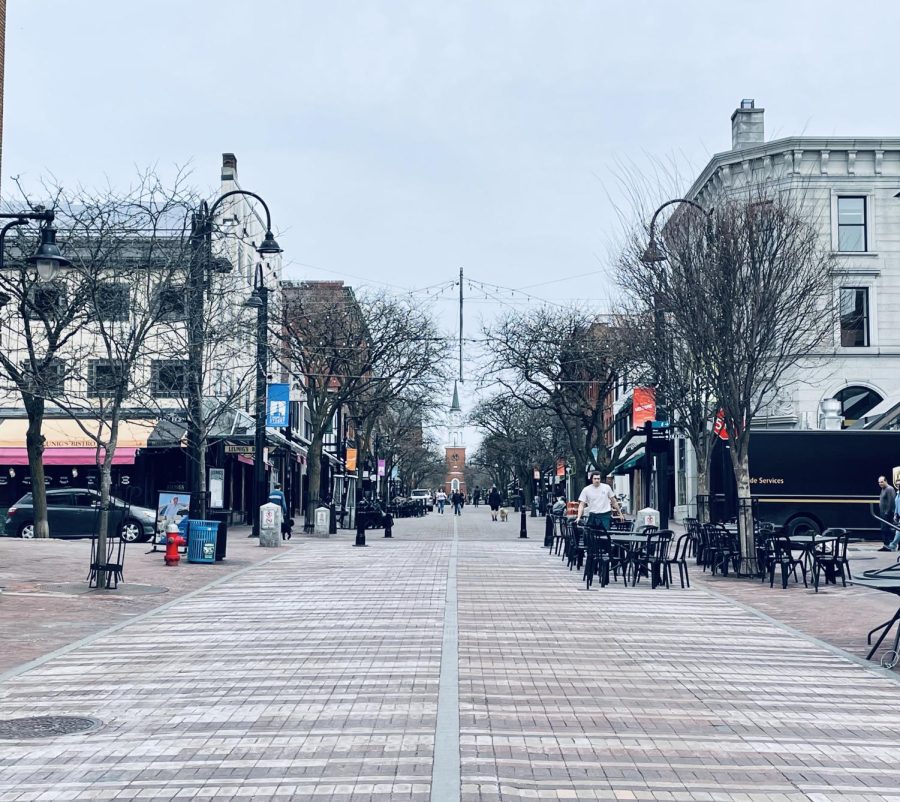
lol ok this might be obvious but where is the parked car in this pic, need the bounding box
[410,488,434,511]
[3,488,158,542]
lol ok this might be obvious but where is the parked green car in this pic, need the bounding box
[3,488,157,542]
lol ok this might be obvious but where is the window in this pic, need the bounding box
[20,359,65,395]
[87,359,123,398]
[839,287,869,347]
[154,285,187,321]
[26,285,66,320]
[837,196,867,252]
[93,283,130,322]
[834,385,883,428]
[151,360,188,397]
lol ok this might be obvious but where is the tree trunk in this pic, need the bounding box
[696,468,711,524]
[305,435,324,527]
[731,442,755,576]
[23,394,49,539]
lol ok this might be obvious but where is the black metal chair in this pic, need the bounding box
[609,518,634,532]
[582,526,612,589]
[665,532,693,589]
[564,519,583,570]
[764,535,807,589]
[812,529,850,592]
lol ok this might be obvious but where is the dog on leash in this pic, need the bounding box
[499,508,508,522]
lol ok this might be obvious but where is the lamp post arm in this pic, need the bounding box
[206,189,275,236]
[647,198,710,242]
[0,219,30,271]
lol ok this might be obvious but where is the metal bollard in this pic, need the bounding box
[520,506,528,538]
[384,513,393,538]
[354,512,367,547]
[543,514,553,548]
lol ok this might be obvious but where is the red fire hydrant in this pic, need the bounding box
[164,522,184,566]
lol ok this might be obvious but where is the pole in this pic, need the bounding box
[251,285,268,538]
[458,266,463,383]
[187,207,208,521]
[519,502,528,538]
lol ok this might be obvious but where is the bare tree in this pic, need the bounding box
[0,223,94,537]
[616,207,721,521]
[621,193,836,568]
[45,173,200,585]
[280,282,446,526]
[470,393,563,505]
[483,307,633,487]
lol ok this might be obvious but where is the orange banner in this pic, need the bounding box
[345,447,357,471]
[633,387,656,428]
[556,459,566,477]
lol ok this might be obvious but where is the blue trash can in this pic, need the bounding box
[187,520,219,564]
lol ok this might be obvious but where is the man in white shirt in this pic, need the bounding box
[576,473,622,530]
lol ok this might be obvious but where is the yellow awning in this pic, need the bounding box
[0,418,154,449]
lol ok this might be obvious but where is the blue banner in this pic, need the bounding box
[266,383,290,427]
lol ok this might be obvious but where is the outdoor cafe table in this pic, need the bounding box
[849,572,900,668]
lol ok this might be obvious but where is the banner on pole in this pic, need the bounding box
[377,459,386,477]
[346,448,357,471]
[266,383,290,427]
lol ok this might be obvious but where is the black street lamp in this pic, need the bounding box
[187,191,280,525]
[244,262,271,539]
[0,208,70,279]
[641,198,709,530]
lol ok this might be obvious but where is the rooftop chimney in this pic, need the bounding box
[221,152,237,181]
[730,99,764,150]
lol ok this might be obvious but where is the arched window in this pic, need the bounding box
[834,385,883,427]
[451,479,460,492]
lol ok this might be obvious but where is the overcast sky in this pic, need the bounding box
[7,0,900,412]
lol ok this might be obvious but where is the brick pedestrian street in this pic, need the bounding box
[4,511,900,801]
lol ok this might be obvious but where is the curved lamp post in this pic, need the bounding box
[187,191,281,528]
[640,198,709,529]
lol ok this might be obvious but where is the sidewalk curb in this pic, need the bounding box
[0,545,297,686]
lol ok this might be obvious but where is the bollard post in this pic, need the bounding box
[329,502,337,535]
[519,505,528,538]
[543,514,553,548]
[384,513,393,538]
[354,510,367,547]
[531,503,537,517]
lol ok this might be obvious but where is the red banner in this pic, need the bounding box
[713,409,729,440]
[633,387,656,428]
[556,459,566,477]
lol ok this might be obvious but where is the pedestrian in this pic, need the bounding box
[436,489,447,514]
[452,490,464,516]
[488,485,502,521]
[551,495,566,515]
[890,481,900,551]
[269,483,290,540]
[576,472,622,531]
[878,475,895,551]
[473,487,481,507]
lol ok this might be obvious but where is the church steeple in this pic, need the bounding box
[450,380,461,413]
[444,382,466,495]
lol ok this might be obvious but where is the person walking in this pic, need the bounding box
[436,489,447,514]
[879,475,896,551]
[452,490,464,516]
[487,486,502,521]
[473,487,481,507]
[269,483,290,540]
[576,472,622,531]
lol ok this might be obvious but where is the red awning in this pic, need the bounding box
[0,446,137,466]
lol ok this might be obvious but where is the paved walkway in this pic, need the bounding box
[3,510,900,801]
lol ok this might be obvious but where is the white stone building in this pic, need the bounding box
[611,101,900,520]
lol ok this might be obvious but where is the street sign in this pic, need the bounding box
[224,444,255,455]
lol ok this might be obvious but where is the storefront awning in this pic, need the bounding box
[0,418,154,466]
[611,446,646,475]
